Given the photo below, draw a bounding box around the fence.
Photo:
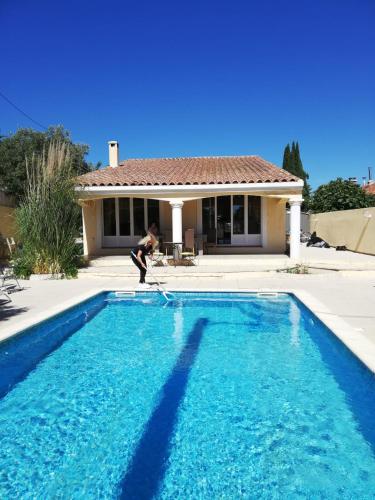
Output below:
[0,191,16,258]
[0,191,15,208]
[310,207,375,256]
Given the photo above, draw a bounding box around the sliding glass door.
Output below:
[132,199,145,236]
[102,198,159,247]
[202,197,216,243]
[119,198,130,236]
[217,196,231,244]
[201,195,262,246]
[232,195,245,235]
[103,199,116,237]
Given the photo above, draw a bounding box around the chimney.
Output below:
[108,140,119,167]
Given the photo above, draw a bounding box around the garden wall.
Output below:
[0,206,15,238]
[0,191,16,238]
[310,207,375,255]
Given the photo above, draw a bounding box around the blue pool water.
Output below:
[0,292,375,498]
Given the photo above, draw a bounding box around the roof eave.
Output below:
[76,181,303,200]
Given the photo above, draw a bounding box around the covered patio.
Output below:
[77,142,303,260]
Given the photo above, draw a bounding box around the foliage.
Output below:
[287,264,309,274]
[282,141,311,209]
[0,126,99,202]
[11,247,33,279]
[14,142,81,277]
[310,178,375,213]
[167,259,195,266]
[277,263,309,274]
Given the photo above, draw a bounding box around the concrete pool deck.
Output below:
[80,246,375,277]
[1,270,375,373]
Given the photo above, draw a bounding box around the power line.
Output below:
[0,89,48,131]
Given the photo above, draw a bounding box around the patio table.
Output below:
[164,242,183,260]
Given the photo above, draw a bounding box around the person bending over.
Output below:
[130,237,155,288]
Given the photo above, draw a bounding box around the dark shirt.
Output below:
[131,244,152,258]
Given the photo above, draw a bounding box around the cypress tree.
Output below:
[295,142,307,180]
[290,142,298,176]
[282,144,291,171]
[282,141,311,210]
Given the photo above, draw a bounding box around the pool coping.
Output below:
[1,286,375,374]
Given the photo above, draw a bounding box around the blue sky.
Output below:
[1,0,374,188]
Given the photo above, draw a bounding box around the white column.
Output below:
[81,201,96,259]
[82,206,88,258]
[170,201,184,257]
[289,199,302,260]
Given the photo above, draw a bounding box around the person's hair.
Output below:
[138,234,159,250]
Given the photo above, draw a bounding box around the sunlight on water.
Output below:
[0,292,374,498]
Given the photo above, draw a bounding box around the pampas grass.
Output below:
[15,142,81,277]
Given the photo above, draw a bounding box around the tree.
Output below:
[282,141,311,209]
[0,126,99,202]
[311,178,375,213]
[282,144,291,172]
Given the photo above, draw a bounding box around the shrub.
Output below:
[15,142,81,278]
[311,178,375,213]
[12,247,33,279]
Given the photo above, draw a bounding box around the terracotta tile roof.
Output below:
[77,156,300,187]
[364,183,375,194]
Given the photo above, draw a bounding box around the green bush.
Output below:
[311,178,375,213]
[15,142,81,278]
[12,247,33,279]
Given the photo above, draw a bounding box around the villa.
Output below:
[77,141,304,260]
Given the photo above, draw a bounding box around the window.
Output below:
[217,196,231,244]
[248,196,261,234]
[119,198,130,235]
[103,199,116,236]
[133,198,145,235]
[233,195,244,234]
[202,198,215,234]
[147,199,160,231]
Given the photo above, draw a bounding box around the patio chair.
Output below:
[181,229,197,264]
[6,237,17,256]
[151,250,165,266]
[0,285,12,303]
[0,264,22,291]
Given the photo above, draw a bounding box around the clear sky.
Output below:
[1,0,374,188]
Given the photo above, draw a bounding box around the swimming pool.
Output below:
[0,291,374,498]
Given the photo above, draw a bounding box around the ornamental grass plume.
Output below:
[15,141,81,277]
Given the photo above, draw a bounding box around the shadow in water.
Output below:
[119,317,209,500]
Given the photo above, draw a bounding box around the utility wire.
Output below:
[0,89,48,131]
